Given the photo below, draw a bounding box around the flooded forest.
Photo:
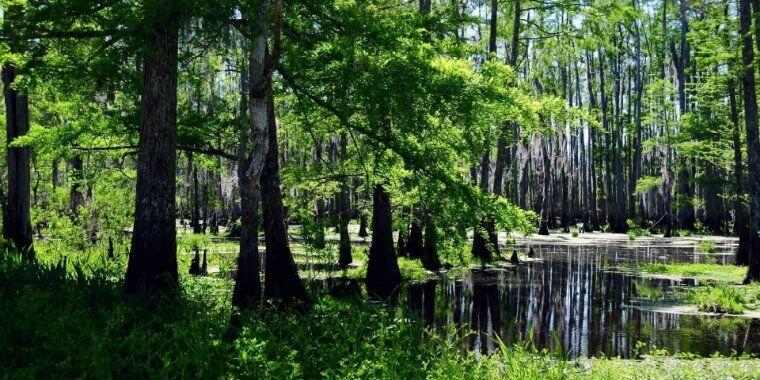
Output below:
[2,0,760,378]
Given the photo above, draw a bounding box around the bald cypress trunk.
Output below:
[125,7,180,295]
[366,106,401,299]
[743,0,760,282]
[729,78,749,265]
[261,86,309,304]
[610,37,627,233]
[407,216,423,260]
[2,4,32,255]
[69,155,85,218]
[538,141,551,236]
[337,133,352,268]
[233,5,272,307]
[675,0,695,231]
[2,61,33,255]
[421,217,440,271]
[366,183,402,299]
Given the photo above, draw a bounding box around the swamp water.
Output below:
[313,242,760,359]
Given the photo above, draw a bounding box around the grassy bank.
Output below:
[637,262,760,314]
[638,262,748,283]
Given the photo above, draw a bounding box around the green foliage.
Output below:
[634,176,662,195]
[689,286,746,314]
[634,283,664,299]
[697,241,717,254]
[637,263,748,284]
[178,233,212,252]
[626,220,650,240]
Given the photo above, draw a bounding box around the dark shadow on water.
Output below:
[401,244,760,358]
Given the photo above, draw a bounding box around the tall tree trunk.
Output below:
[366,104,401,299]
[743,0,760,282]
[125,7,180,295]
[728,77,749,265]
[611,38,627,233]
[421,216,440,270]
[232,151,262,308]
[2,4,32,255]
[675,0,695,230]
[407,213,424,259]
[631,3,643,221]
[69,155,85,218]
[2,60,33,254]
[262,85,309,304]
[337,133,352,268]
[233,4,273,307]
[538,141,551,235]
[191,155,202,233]
[313,138,326,249]
[231,38,261,309]
[585,52,600,230]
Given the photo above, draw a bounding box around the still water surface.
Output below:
[318,242,759,358]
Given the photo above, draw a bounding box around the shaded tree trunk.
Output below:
[728,77,749,265]
[674,0,695,230]
[407,215,424,260]
[337,133,352,268]
[125,9,180,295]
[261,86,309,304]
[3,64,33,255]
[538,141,551,235]
[233,5,272,307]
[366,183,402,299]
[191,154,202,233]
[744,0,760,282]
[421,217,440,271]
[69,155,85,218]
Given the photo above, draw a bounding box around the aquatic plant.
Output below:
[689,286,746,314]
[697,241,717,254]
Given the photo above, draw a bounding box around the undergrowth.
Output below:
[1,247,758,379]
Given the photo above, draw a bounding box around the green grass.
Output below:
[696,241,717,254]
[689,285,746,314]
[626,220,650,240]
[580,354,760,379]
[636,263,760,313]
[638,263,748,284]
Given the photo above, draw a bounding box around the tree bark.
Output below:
[2,61,33,255]
[191,155,202,233]
[538,141,551,235]
[366,183,402,299]
[125,8,180,295]
[421,216,440,270]
[743,0,760,282]
[231,36,262,309]
[407,215,424,259]
[262,85,309,304]
[674,0,695,230]
[337,133,352,268]
[728,77,750,265]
